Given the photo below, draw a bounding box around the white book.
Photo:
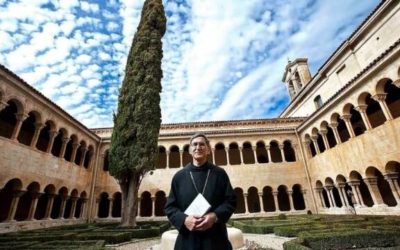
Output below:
[184,193,211,216]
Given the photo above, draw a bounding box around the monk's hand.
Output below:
[194,212,217,231]
[184,215,204,231]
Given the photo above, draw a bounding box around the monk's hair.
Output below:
[189,132,210,148]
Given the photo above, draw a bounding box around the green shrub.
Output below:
[0,241,40,249]
[278,214,287,220]
[283,238,311,250]
[28,240,105,249]
[76,232,131,244]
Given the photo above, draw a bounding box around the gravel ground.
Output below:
[110,233,294,250]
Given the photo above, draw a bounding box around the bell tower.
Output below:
[282,58,312,100]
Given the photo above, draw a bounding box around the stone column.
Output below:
[315,188,326,208]
[384,174,400,205]
[6,191,25,221]
[310,136,320,154]
[27,192,42,220]
[179,150,183,167]
[59,196,68,219]
[273,191,280,212]
[329,122,342,144]
[30,123,44,148]
[279,144,286,162]
[46,130,58,153]
[291,143,299,161]
[70,142,80,163]
[348,181,364,207]
[225,148,230,165]
[355,105,372,130]
[337,183,349,207]
[301,189,308,210]
[303,140,312,158]
[80,199,88,219]
[0,101,8,111]
[258,192,265,212]
[319,129,330,150]
[324,186,336,208]
[137,198,141,217]
[211,148,215,164]
[68,197,78,219]
[79,147,88,166]
[151,196,156,217]
[239,147,244,165]
[363,177,386,206]
[108,198,114,218]
[59,137,70,158]
[11,113,28,141]
[166,150,170,168]
[43,194,55,219]
[252,146,258,164]
[94,198,100,219]
[266,145,272,163]
[287,191,294,211]
[372,93,393,121]
[244,193,249,214]
[340,114,356,138]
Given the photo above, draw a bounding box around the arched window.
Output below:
[314,95,323,109]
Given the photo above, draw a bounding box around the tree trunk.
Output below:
[119,174,140,228]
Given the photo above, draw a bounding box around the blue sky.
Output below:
[0,0,377,128]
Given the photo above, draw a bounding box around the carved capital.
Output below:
[372,93,387,102]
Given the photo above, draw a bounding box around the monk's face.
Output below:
[189,136,210,163]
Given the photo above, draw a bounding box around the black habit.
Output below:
[165,162,236,250]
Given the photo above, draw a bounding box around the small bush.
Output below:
[278,214,287,220]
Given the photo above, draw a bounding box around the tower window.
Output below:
[314,95,323,109]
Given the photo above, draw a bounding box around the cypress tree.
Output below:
[109,0,166,227]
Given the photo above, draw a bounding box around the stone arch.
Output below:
[35,184,56,220]
[64,134,78,162]
[325,177,342,208]
[63,189,78,219]
[36,120,55,152]
[262,186,275,212]
[365,166,396,206]
[0,100,19,139]
[51,187,68,219]
[242,142,255,164]
[336,174,353,207]
[316,180,330,208]
[247,187,260,213]
[18,111,41,146]
[312,127,326,153]
[331,113,350,143]
[375,77,393,94]
[283,140,296,162]
[234,188,245,213]
[155,191,166,216]
[51,128,67,157]
[363,93,386,128]
[304,134,316,157]
[385,161,400,174]
[0,178,23,222]
[15,181,40,221]
[228,142,241,165]
[182,144,191,166]
[321,121,336,148]
[214,143,227,166]
[84,145,94,169]
[158,146,166,169]
[75,191,87,218]
[256,141,268,163]
[112,192,122,217]
[382,78,400,118]
[140,191,152,217]
[74,140,87,166]
[349,171,373,207]
[97,192,109,218]
[277,185,290,211]
[269,140,282,162]
[169,145,180,168]
[292,184,305,210]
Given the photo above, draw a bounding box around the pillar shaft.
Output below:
[329,122,342,144]
[252,146,258,163]
[287,191,294,211]
[46,131,58,153]
[355,105,372,130]
[266,146,272,163]
[108,198,114,218]
[341,115,356,138]
[372,94,393,121]
[244,193,249,214]
[11,113,28,141]
[30,123,44,148]
[27,193,42,220]
[319,130,330,150]
[364,178,385,206]
[273,191,280,211]
[258,192,265,212]
[279,145,286,162]
[6,191,24,221]
[239,147,244,165]
[43,195,55,219]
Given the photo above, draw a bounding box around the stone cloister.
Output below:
[1,0,400,233]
